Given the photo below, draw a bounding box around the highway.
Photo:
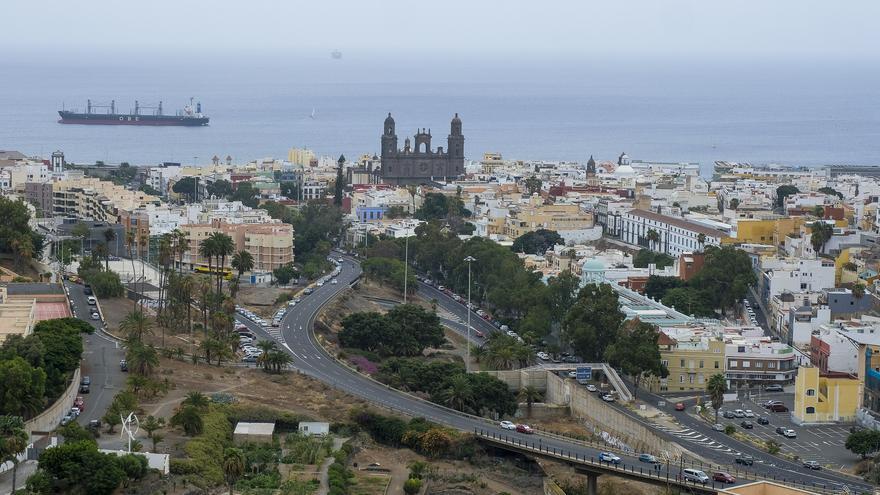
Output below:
[234,254,872,494]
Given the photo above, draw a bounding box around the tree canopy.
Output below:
[339,304,444,357]
[511,229,563,255]
[776,185,800,208]
[562,284,625,361]
[604,320,667,397]
[633,249,675,269]
[415,193,471,221]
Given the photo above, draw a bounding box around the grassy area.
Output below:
[350,472,391,495]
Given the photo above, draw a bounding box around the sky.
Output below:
[2,0,879,61]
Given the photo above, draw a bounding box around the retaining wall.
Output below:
[26,367,80,435]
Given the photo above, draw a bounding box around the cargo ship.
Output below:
[58,98,209,126]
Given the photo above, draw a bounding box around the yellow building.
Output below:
[52,177,161,223]
[728,217,805,246]
[648,330,726,393]
[287,147,316,167]
[503,195,593,239]
[480,152,504,174]
[179,220,294,273]
[792,366,860,424]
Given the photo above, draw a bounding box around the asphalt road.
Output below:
[233,255,872,494]
[65,282,126,427]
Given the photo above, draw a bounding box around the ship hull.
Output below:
[58,111,209,126]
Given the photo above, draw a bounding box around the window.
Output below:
[767,362,776,369]
[679,375,684,383]
[807,389,816,396]
[729,360,738,368]
[806,406,815,414]
[689,375,694,384]
[661,360,669,367]
[742,361,750,368]
[714,361,720,369]
[755,361,763,368]
[680,359,685,368]
[699,360,704,368]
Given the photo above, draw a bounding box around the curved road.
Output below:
[234,255,871,494]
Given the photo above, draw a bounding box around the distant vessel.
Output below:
[310,108,316,119]
[331,50,342,59]
[58,98,209,126]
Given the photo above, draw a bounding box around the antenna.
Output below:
[120,412,140,452]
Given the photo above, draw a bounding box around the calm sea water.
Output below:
[1,53,879,174]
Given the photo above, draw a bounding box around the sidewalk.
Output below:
[0,460,37,495]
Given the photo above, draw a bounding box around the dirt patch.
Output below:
[99,296,136,335]
[237,285,303,316]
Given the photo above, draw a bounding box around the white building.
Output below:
[760,258,836,299]
[619,209,728,257]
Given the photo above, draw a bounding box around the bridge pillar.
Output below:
[586,473,598,495]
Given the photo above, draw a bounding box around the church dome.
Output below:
[451,112,461,124]
[385,112,395,125]
[614,164,635,177]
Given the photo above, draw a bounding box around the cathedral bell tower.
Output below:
[447,113,464,159]
[381,113,398,157]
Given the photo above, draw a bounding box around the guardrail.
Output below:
[474,429,842,495]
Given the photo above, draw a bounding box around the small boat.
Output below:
[309,108,316,119]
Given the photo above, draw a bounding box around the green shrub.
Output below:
[403,478,422,495]
[724,425,736,435]
[182,409,232,485]
[169,458,200,475]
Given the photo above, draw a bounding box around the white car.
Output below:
[744,410,755,418]
[536,352,550,360]
[601,394,616,403]
[90,312,100,320]
[783,429,797,438]
[331,279,338,285]
[567,370,577,378]
[586,384,598,392]
[712,423,725,431]
[500,420,516,430]
[598,452,621,464]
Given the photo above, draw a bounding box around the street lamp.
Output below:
[464,255,476,373]
[403,235,410,304]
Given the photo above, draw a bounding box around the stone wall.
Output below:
[26,367,80,435]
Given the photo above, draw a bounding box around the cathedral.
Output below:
[379,113,465,185]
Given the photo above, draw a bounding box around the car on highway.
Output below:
[740,420,754,429]
[674,402,685,411]
[586,384,598,392]
[769,403,789,413]
[500,420,516,430]
[757,416,769,425]
[783,429,797,438]
[515,424,534,434]
[567,370,577,378]
[681,469,709,484]
[765,384,784,392]
[598,452,621,464]
[601,394,615,403]
[735,454,754,466]
[536,352,550,361]
[713,472,736,484]
[712,423,725,431]
[803,460,821,470]
[638,453,659,464]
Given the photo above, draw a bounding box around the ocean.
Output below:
[1,53,879,175]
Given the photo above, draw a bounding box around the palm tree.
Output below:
[222,448,246,495]
[518,386,543,418]
[843,261,858,272]
[729,198,740,210]
[198,235,217,286]
[853,283,866,300]
[209,233,235,295]
[438,374,473,413]
[646,228,660,251]
[256,340,278,372]
[93,242,108,272]
[141,415,163,449]
[173,229,190,274]
[195,276,213,330]
[267,350,293,373]
[103,228,117,270]
[707,373,727,423]
[125,229,137,286]
[171,405,203,436]
[126,374,149,395]
[231,250,254,283]
[127,343,159,377]
[182,391,210,410]
[0,415,28,493]
[697,233,706,252]
[120,310,153,343]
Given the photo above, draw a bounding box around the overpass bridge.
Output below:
[474,429,843,495]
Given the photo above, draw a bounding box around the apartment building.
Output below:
[792,367,859,425]
[619,209,728,257]
[759,258,836,302]
[725,339,799,388]
[809,327,860,374]
[53,177,161,224]
[179,219,293,273]
[648,327,726,393]
[503,195,593,239]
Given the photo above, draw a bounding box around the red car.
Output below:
[674,402,686,411]
[515,424,534,434]
[713,472,736,484]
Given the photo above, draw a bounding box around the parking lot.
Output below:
[719,393,856,467]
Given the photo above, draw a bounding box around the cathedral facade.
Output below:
[380,113,465,185]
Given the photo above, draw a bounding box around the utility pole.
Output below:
[464,255,476,373]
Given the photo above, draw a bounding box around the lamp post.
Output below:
[464,255,476,373]
[403,235,409,304]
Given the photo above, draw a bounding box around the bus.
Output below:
[193,266,234,280]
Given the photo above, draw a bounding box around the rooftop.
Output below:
[626,209,729,238]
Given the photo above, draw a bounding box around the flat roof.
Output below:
[233,422,275,436]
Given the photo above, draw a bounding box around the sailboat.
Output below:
[309,108,316,120]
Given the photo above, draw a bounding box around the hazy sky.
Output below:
[3,0,878,60]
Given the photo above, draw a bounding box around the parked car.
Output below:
[60,414,73,426]
[74,396,84,408]
[638,453,659,464]
[516,424,534,434]
[722,410,736,419]
[500,420,516,430]
[775,426,787,435]
[741,421,754,429]
[713,472,736,484]
[681,469,709,484]
[744,409,755,418]
[119,359,128,372]
[90,312,100,320]
[674,402,685,411]
[87,296,97,305]
[783,429,797,438]
[757,417,769,425]
[763,400,783,408]
[87,419,101,430]
[83,285,93,296]
[734,409,746,418]
[769,403,789,413]
[598,452,621,464]
[735,454,754,466]
[70,407,81,417]
[803,460,821,470]
[712,423,725,431]
[537,352,550,361]
[765,384,784,392]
